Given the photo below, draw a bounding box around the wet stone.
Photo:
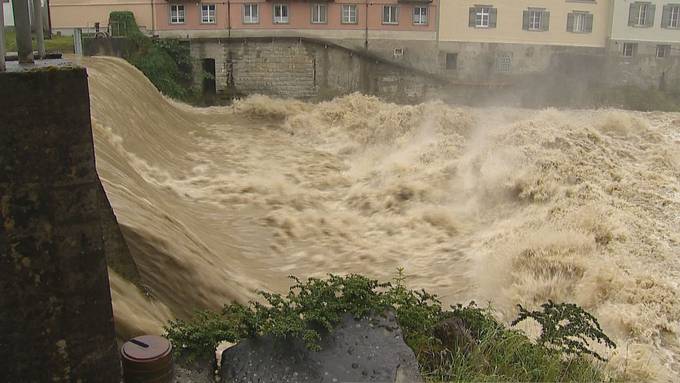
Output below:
[220,313,422,383]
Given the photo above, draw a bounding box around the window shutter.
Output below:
[647,4,656,27]
[490,8,497,28]
[662,5,671,28]
[629,3,639,26]
[542,11,550,31]
[585,13,594,32]
[567,13,574,32]
[522,10,529,30]
[469,7,476,27]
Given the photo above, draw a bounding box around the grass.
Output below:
[164,270,617,382]
[3,27,74,53]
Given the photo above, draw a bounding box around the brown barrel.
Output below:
[121,335,174,383]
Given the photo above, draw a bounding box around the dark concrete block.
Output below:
[0,63,121,382]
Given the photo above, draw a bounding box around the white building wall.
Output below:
[611,0,680,43]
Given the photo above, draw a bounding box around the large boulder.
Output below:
[220,312,422,383]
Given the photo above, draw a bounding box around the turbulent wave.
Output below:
[84,57,680,380]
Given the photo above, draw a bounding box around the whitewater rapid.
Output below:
[84,57,679,381]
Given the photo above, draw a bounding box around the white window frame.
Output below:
[476,7,490,28]
[413,6,428,25]
[636,3,648,26]
[383,5,399,25]
[656,45,670,58]
[201,4,216,24]
[623,43,636,57]
[342,4,357,24]
[170,4,185,24]
[670,6,680,28]
[311,3,327,24]
[528,9,542,30]
[273,3,289,24]
[573,12,587,32]
[243,3,259,24]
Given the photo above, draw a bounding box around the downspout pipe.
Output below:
[32,0,45,58]
[364,0,368,50]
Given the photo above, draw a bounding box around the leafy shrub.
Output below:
[164,270,615,381]
[106,12,196,101]
[512,300,616,361]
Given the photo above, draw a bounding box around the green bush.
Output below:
[164,270,616,381]
[106,12,195,101]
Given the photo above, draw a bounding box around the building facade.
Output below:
[607,0,680,88]
[610,0,680,56]
[49,0,154,33]
[437,0,611,81]
[154,0,439,71]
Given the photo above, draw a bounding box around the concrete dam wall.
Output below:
[0,63,123,381]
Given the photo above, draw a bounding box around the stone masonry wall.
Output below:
[190,37,446,103]
[0,63,121,382]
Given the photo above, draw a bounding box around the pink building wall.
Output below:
[153,0,438,34]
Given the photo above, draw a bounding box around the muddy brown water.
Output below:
[84,57,680,381]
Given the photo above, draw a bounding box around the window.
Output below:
[622,43,637,57]
[311,4,327,24]
[672,6,680,27]
[568,12,593,33]
[383,5,399,24]
[273,4,289,24]
[523,9,549,31]
[496,53,511,73]
[413,6,428,25]
[445,53,458,70]
[662,5,680,28]
[469,6,497,28]
[656,45,671,58]
[201,4,216,24]
[243,4,259,24]
[342,4,357,24]
[170,4,185,24]
[477,7,490,27]
[629,2,655,27]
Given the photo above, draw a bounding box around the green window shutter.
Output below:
[662,5,671,28]
[647,4,656,27]
[542,11,550,31]
[522,10,529,30]
[629,3,639,26]
[490,7,497,28]
[585,13,594,32]
[567,12,575,32]
[469,7,476,27]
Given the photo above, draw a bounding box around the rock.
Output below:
[175,356,217,383]
[220,312,422,383]
[433,317,477,354]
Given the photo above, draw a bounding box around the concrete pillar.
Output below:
[12,0,34,63]
[31,0,45,58]
[73,28,83,55]
[0,2,6,71]
[0,64,121,382]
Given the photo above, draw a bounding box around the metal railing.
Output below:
[1,0,48,70]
